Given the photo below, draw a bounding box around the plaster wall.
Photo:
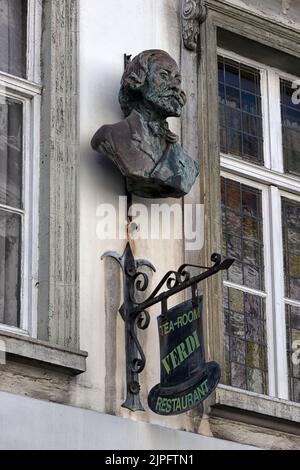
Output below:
[78,0,196,432]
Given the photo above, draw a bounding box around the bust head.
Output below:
[119,50,186,119]
[91,49,199,199]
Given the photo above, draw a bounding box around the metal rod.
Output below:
[130,261,229,318]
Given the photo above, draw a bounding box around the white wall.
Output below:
[78,0,196,433]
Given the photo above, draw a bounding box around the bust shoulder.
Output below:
[91,111,155,176]
[91,118,132,152]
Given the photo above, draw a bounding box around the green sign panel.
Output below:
[148,297,220,415]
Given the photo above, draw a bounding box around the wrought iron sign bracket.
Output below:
[102,243,234,412]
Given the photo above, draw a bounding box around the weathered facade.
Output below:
[0,0,299,450]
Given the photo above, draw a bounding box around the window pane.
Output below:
[282,198,300,301]
[0,209,21,327]
[286,305,300,403]
[0,0,27,78]
[218,56,263,165]
[280,79,300,176]
[221,177,264,290]
[224,287,268,394]
[0,96,23,208]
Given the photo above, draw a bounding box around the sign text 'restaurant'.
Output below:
[155,378,209,414]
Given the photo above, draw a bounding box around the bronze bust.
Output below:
[91,50,199,198]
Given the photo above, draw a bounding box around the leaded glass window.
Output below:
[282,198,300,302]
[224,287,268,394]
[222,177,268,394]
[0,0,27,78]
[218,57,263,165]
[282,199,300,403]
[286,305,300,403]
[219,51,300,404]
[0,97,23,209]
[0,210,21,326]
[0,96,23,327]
[221,178,264,291]
[280,80,300,176]
[0,1,27,330]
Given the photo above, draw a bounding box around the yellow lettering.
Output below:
[188,310,194,322]
[192,330,200,348]
[162,330,200,374]
[175,398,181,412]
[156,397,163,411]
[187,393,194,408]
[170,350,179,369]
[193,388,200,402]
[201,379,209,393]
[185,334,196,355]
[177,342,188,363]
[162,356,171,374]
[196,379,209,399]
[193,307,200,320]
[181,395,188,410]
[162,398,169,412]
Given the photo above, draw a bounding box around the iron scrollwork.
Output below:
[102,242,234,412]
[102,243,155,411]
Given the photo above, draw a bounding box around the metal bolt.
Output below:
[129,381,140,394]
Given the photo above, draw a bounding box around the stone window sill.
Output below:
[0,330,87,375]
[212,385,300,434]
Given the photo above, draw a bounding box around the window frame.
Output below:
[180,0,300,436]
[0,0,42,337]
[221,170,275,396]
[218,48,270,168]
[0,0,85,374]
[218,47,300,401]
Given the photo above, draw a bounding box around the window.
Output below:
[0,1,41,335]
[0,0,27,78]
[218,56,263,165]
[218,49,300,403]
[281,80,300,176]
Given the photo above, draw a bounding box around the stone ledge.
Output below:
[0,330,87,375]
[214,385,300,425]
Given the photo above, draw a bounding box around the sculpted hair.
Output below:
[119,49,174,117]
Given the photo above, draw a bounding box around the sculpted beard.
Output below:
[143,88,186,118]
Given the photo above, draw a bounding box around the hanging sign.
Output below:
[148,296,220,415]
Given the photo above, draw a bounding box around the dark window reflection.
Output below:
[0,0,27,78]
[0,97,23,208]
[281,79,300,176]
[218,56,263,165]
[282,198,300,301]
[286,305,300,403]
[0,209,21,327]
